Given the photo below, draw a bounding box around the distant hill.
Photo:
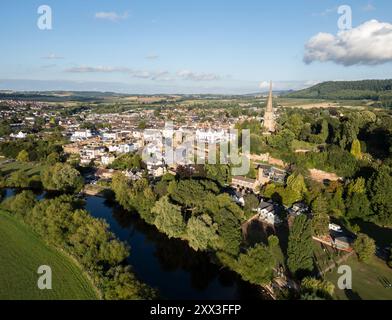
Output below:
[284,80,392,108]
[0,90,127,102]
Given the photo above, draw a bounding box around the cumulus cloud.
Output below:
[304,19,392,66]
[177,70,221,81]
[95,11,128,22]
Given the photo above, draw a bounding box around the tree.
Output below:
[311,195,330,236]
[153,174,175,198]
[110,153,144,170]
[301,277,334,300]
[350,139,362,159]
[186,214,219,252]
[353,233,375,263]
[347,177,366,196]
[16,150,29,162]
[7,170,29,188]
[46,152,60,165]
[168,179,219,209]
[281,173,308,207]
[244,193,259,217]
[203,194,243,256]
[368,166,392,226]
[205,164,231,187]
[346,193,372,220]
[268,235,284,267]
[151,196,185,239]
[329,186,346,217]
[287,214,314,277]
[41,163,83,193]
[3,190,37,219]
[236,244,275,285]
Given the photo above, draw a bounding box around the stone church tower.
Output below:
[263,81,276,134]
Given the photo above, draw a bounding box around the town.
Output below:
[1,0,392,306]
[1,79,391,301]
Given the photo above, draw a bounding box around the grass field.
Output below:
[0,211,98,300]
[0,161,47,177]
[324,255,392,300]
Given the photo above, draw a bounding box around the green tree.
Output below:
[268,235,284,267]
[204,194,243,256]
[350,139,362,159]
[7,170,29,188]
[353,233,376,263]
[186,214,219,251]
[287,214,314,277]
[301,277,334,300]
[151,196,185,239]
[244,193,259,218]
[236,244,275,285]
[346,193,372,220]
[311,195,330,236]
[368,166,392,226]
[46,151,60,165]
[16,150,29,162]
[329,186,346,217]
[3,190,37,219]
[41,163,83,193]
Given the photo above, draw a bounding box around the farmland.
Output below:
[0,210,98,300]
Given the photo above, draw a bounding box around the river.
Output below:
[2,188,265,300]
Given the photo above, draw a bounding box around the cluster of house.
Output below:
[64,125,245,177]
[231,188,354,251]
[231,164,287,194]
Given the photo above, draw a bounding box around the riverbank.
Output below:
[2,188,266,300]
[0,210,98,300]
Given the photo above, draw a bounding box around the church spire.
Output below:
[263,81,276,133]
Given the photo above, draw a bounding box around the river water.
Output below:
[3,189,265,300]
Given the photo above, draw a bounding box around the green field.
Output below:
[325,255,392,300]
[0,211,98,300]
[0,161,47,177]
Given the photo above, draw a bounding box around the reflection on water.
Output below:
[3,189,265,300]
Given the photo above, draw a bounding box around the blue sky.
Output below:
[0,0,392,93]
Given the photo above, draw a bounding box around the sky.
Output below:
[0,0,392,94]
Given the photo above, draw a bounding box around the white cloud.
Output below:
[177,70,221,81]
[304,20,392,66]
[42,53,64,60]
[65,66,223,82]
[95,11,128,22]
[65,66,171,81]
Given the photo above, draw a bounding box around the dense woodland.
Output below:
[285,80,392,108]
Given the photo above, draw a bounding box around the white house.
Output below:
[257,200,282,225]
[10,131,27,139]
[101,154,116,166]
[195,129,228,144]
[71,130,93,141]
[101,132,118,140]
